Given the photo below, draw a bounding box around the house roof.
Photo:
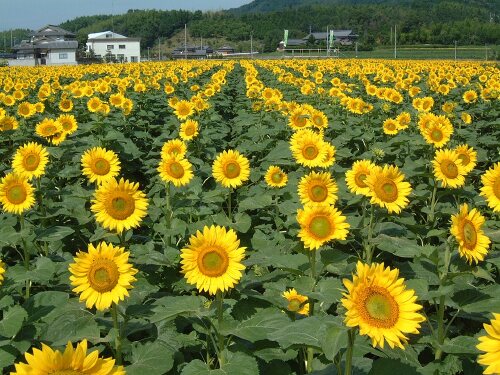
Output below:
[302,30,356,40]
[13,40,77,51]
[286,39,305,46]
[33,25,75,37]
[88,31,128,39]
[87,38,141,42]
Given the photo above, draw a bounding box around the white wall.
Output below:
[87,40,141,62]
[47,49,77,65]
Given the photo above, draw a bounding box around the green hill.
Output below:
[56,0,499,53]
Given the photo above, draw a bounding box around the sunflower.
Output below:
[453,144,477,173]
[0,115,19,131]
[480,162,500,212]
[180,225,246,295]
[346,160,377,197]
[91,178,148,233]
[477,313,500,374]
[57,114,78,135]
[421,117,454,148]
[161,139,187,158]
[283,288,309,316]
[212,149,250,189]
[35,118,62,139]
[298,171,338,206]
[17,101,35,118]
[383,118,399,135]
[0,173,35,215]
[290,129,328,168]
[310,110,328,130]
[463,90,478,104]
[264,165,288,188]
[179,119,199,141]
[87,97,102,113]
[288,107,311,130]
[69,241,138,311]
[365,165,412,214]
[296,205,350,250]
[81,147,121,185]
[12,142,49,180]
[50,129,67,146]
[158,155,194,187]
[58,97,74,112]
[0,259,5,286]
[174,100,194,120]
[450,203,491,264]
[461,112,472,125]
[11,339,125,375]
[432,149,467,188]
[318,142,336,168]
[341,261,425,349]
[396,112,411,130]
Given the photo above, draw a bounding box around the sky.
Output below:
[0,0,252,31]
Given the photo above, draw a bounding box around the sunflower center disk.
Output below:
[199,249,229,277]
[88,259,119,293]
[169,162,185,178]
[271,172,283,183]
[375,180,398,203]
[462,220,478,248]
[185,125,195,136]
[441,160,458,178]
[7,185,27,204]
[310,184,328,202]
[431,129,443,141]
[224,162,241,179]
[355,173,368,188]
[24,154,40,171]
[93,158,111,175]
[362,288,399,328]
[108,194,135,220]
[288,298,303,312]
[493,177,500,199]
[303,145,319,160]
[457,154,470,166]
[309,216,331,239]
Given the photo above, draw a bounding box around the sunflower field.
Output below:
[0,59,499,375]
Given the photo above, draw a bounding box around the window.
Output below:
[119,45,126,49]
[59,53,68,59]
[107,45,114,50]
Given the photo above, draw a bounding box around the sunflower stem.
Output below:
[165,182,172,247]
[428,178,438,223]
[111,302,123,365]
[365,205,375,264]
[435,239,451,360]
[344,329,355,375]
[19,214,30,299]
[306,251,317,373]
[216,291,225,367]
[227,189,232,222]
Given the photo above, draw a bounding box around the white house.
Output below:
[86,31,141,63]
[11,25,78,66]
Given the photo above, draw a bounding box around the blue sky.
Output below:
[0,0,252,30]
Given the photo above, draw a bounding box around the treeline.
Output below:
[50,0,500,52]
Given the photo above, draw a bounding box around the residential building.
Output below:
[11,25,78,66]
[86,31,141,62]
[278,30,358,49]
[172,45,213,59]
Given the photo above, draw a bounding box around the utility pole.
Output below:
[326,25,329,57]
[10,29,13,47]
[454,40,457,61]
[390,26,392,45]
[485,44,488,61]
[111,0,115,33]
[250,31,253,58]
[158,37,161,61]
[147,47,150,61]
[355,41,358,58]
[394,24,397,59]
[184,24,187,60]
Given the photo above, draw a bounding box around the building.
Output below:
[278,30,358,49]
[215,46,235,55]
[11,25,78,66]
[86,31,141,62]
[172,45,213,59]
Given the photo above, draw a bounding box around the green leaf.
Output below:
[0,305,27,337]
[321,325,348,361]
[126,341,175,375]
[270,316,330,349]
[223,308,290,342]
[151,296,208,323]
[369,358,419,375]
[373,234,425,258]
[442,336,479,354]
[36,226,75,242]
[181,352,259,375]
